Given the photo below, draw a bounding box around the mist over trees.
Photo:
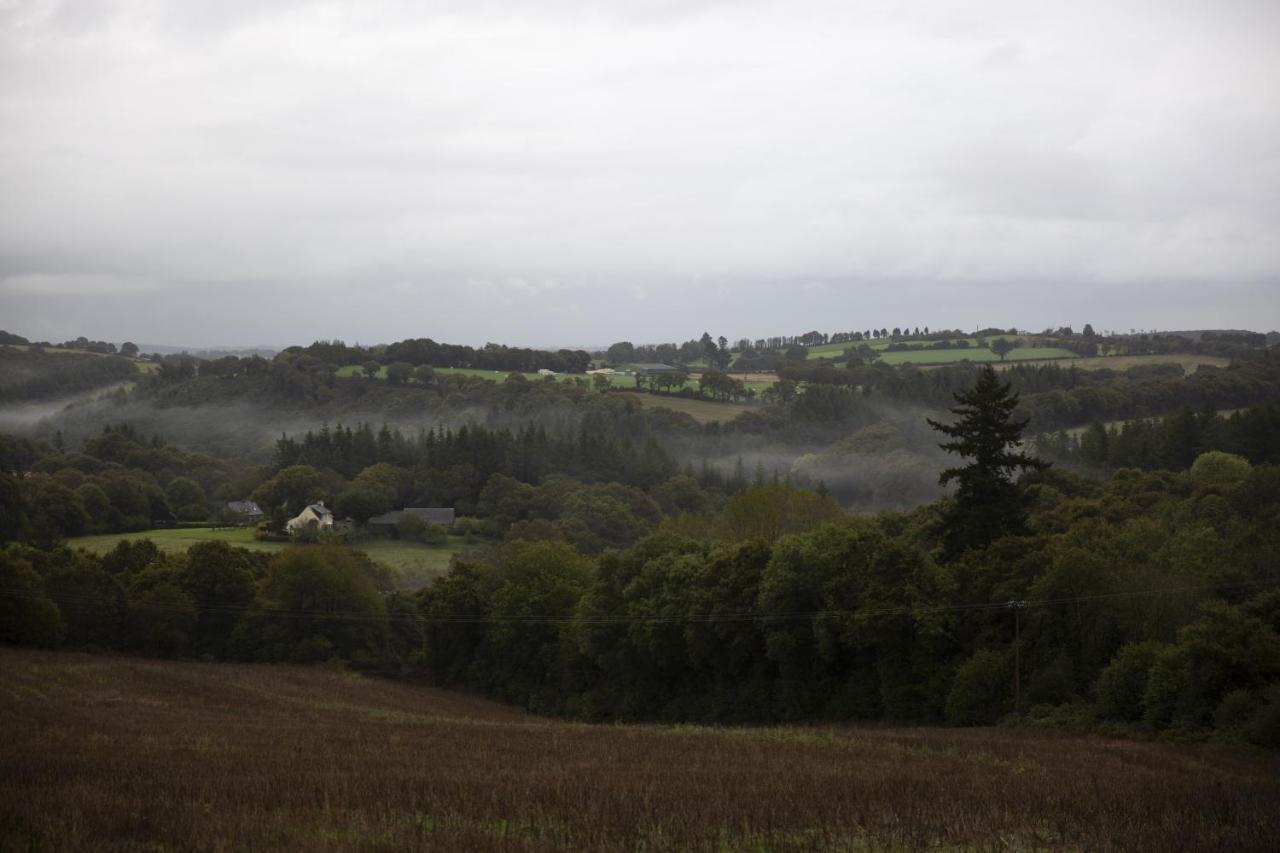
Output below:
[2,326,1279,745]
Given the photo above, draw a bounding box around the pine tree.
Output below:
[927,365,1048,560]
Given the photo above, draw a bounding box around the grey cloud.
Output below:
[1,0,1278,345]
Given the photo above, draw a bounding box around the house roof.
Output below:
[307,503,332,517]
[226,500,263,515]
[369,507,456,526]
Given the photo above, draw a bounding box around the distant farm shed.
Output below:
[224,500,263,521]
[369,507,456,529]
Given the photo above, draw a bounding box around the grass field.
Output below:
[879,346,1076,365]
[2,650,1276,852]
[1003,353,1232,374]
[336,365,589,384]
[620,392,755,423]
[804,335,1012,358]
[803,337,1080,366]
[67,527,465,588]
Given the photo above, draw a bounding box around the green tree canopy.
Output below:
[927,365,1048,560]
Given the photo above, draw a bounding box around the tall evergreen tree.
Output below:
[927,365,1048,560]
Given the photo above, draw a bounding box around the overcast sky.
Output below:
[1,0,1277,348]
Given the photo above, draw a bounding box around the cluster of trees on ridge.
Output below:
[0,346,139,403]
[1034,401,1280,473]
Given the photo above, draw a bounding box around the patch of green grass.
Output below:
[68,528,466,589]
[71,527,285,555]
[1002,353,1230,375]
[356,539,464,586]
[620,393,754,423]
[805,336,1031,360]
[335,364,385,378]
[882,346,1077,365]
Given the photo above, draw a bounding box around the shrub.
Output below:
[1189,451,1250,485]
[945,649,1011,725]
[1245,685,1280,748]
[396,513,447,546]
[1213,689,1257,734]
[1095,641,1165,722]
[0,552,63,645]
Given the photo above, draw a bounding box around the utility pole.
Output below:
[1007,600,1027,714]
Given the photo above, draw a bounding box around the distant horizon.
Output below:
[6,321,1275,357]
[2,2,1277,349]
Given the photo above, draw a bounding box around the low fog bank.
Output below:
[4,389,499,464]
[6,384,956,514]
[0,382,136,434]
[684,405,951,512]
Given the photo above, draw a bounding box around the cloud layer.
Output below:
[2,0,1278,345]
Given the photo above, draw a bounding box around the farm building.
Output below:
[223,500,264,522]
[286,502,333,533]
[368,507,456,529]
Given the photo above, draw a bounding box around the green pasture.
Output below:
[1003,353,1231,375]
[882,346,1077,365]
[620,393,755,424]
[335,364,386,378]
[68,527,466,589]
[803,336,972,358]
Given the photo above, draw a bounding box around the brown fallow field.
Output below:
[2,649,1277,851]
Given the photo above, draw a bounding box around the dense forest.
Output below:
[2,330,1279,748]
[4,447,1278,745]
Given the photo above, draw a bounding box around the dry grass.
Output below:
[2,649,1277,852]
[620,392,756,424]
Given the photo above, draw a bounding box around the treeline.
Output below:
[0,413,716,548]
[4,465,1278,745]
[139,346,602,407]
[0,331,135,355]
[772,350,1280,431]
[416,463,1280,745]
[0,540,422,667]
[264,417,678,520]
[0,347,138,403]
[293,338,592,374]
[0,426,252,540]
[1114,330,1268,361]
[1035,402,1280,471]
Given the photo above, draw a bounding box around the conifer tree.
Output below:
[927,365,1048,560]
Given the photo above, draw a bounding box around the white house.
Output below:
[286,502,333,534]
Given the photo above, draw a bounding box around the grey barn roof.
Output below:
[631,362,679,373]
[369,507,456,526]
